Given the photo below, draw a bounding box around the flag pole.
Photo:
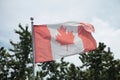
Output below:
[30,17,35,80]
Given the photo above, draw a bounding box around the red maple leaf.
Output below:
[56,25,74,51]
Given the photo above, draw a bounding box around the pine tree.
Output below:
[9,24,32,80]
[79,42,120,80]
[0,47,11,80]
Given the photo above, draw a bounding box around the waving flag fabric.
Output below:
[33,22,97,63]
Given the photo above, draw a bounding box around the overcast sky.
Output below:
[0,0,120,65]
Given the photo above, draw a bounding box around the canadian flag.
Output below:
[33,22,97,63]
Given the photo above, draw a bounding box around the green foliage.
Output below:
[8,24,32,80]
[79,42,120,80]
[0,47,10,80]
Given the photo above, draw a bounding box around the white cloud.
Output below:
[91,17,120,59]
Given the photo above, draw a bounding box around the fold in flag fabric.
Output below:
[33,22,97,63]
